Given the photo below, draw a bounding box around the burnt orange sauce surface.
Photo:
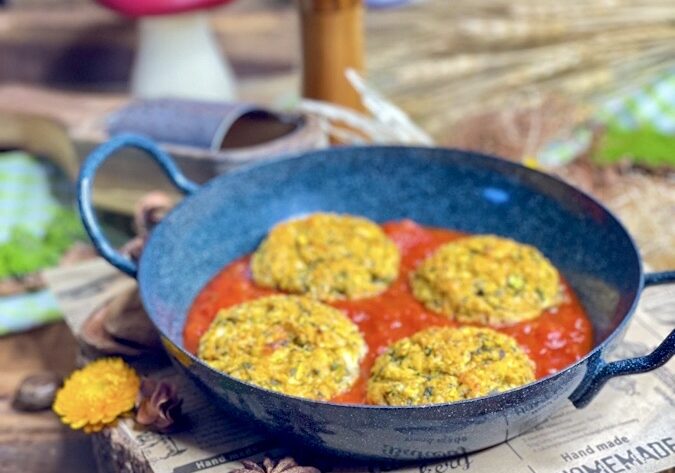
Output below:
[184,220,593,404]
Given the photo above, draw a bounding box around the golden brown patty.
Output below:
[367,326,535,406]
[251,213,400,301]
[198,295,366,400]
[410,235,561,325]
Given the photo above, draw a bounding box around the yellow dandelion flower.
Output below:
[522,156,540,170]
[53,358,140,432]
[83,422,108,434]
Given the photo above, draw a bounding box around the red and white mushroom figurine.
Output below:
[98,0,237,100]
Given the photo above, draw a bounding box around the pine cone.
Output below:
[232,457,320,473]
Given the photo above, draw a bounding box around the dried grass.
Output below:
[301,0,675,265]
[554,158,675,271]
[365,0,675,139]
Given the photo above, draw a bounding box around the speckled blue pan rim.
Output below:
[137,145,645,411]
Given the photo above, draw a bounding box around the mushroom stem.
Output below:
[132,11,236,101]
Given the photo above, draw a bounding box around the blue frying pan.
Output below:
[78,134,674,461]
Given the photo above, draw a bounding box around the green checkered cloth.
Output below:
[599,70,675,135]
[539,70,675,166]
[0,152,57,242]
[0,152,63,335]
[0,292,62,336]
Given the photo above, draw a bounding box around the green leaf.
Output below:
[0,207,85,279]
[594,125,675,168]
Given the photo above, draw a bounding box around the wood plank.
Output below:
[0,322,97,473]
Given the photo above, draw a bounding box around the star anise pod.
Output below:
[135,377,183,433]
[232,457,320,473]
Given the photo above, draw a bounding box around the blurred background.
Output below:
[0,0,673,471]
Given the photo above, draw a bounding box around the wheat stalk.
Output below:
[363,0,674,139]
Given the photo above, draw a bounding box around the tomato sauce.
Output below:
[183,220,593,404]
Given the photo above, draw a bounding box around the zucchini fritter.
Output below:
[198,295,366,400]
[251,213,400,301]
[367,326,535,406]
[411,235,561,325]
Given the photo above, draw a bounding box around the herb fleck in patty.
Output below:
[251,213,400,301]
[367,326,535,406]
[411,235,561,325]
[198,295,366,400]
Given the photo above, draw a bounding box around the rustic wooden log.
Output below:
[92,425,153,473]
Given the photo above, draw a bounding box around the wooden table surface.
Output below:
[1,2,673,473]
[0,322,97,472]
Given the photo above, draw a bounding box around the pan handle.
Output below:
[570,330,674,408]
[77,133,199,278]
[569,270,675,408]
[644,270,675,286]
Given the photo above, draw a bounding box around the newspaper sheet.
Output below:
[44,259,675,473]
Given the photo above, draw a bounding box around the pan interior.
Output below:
[139,147,641,357]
